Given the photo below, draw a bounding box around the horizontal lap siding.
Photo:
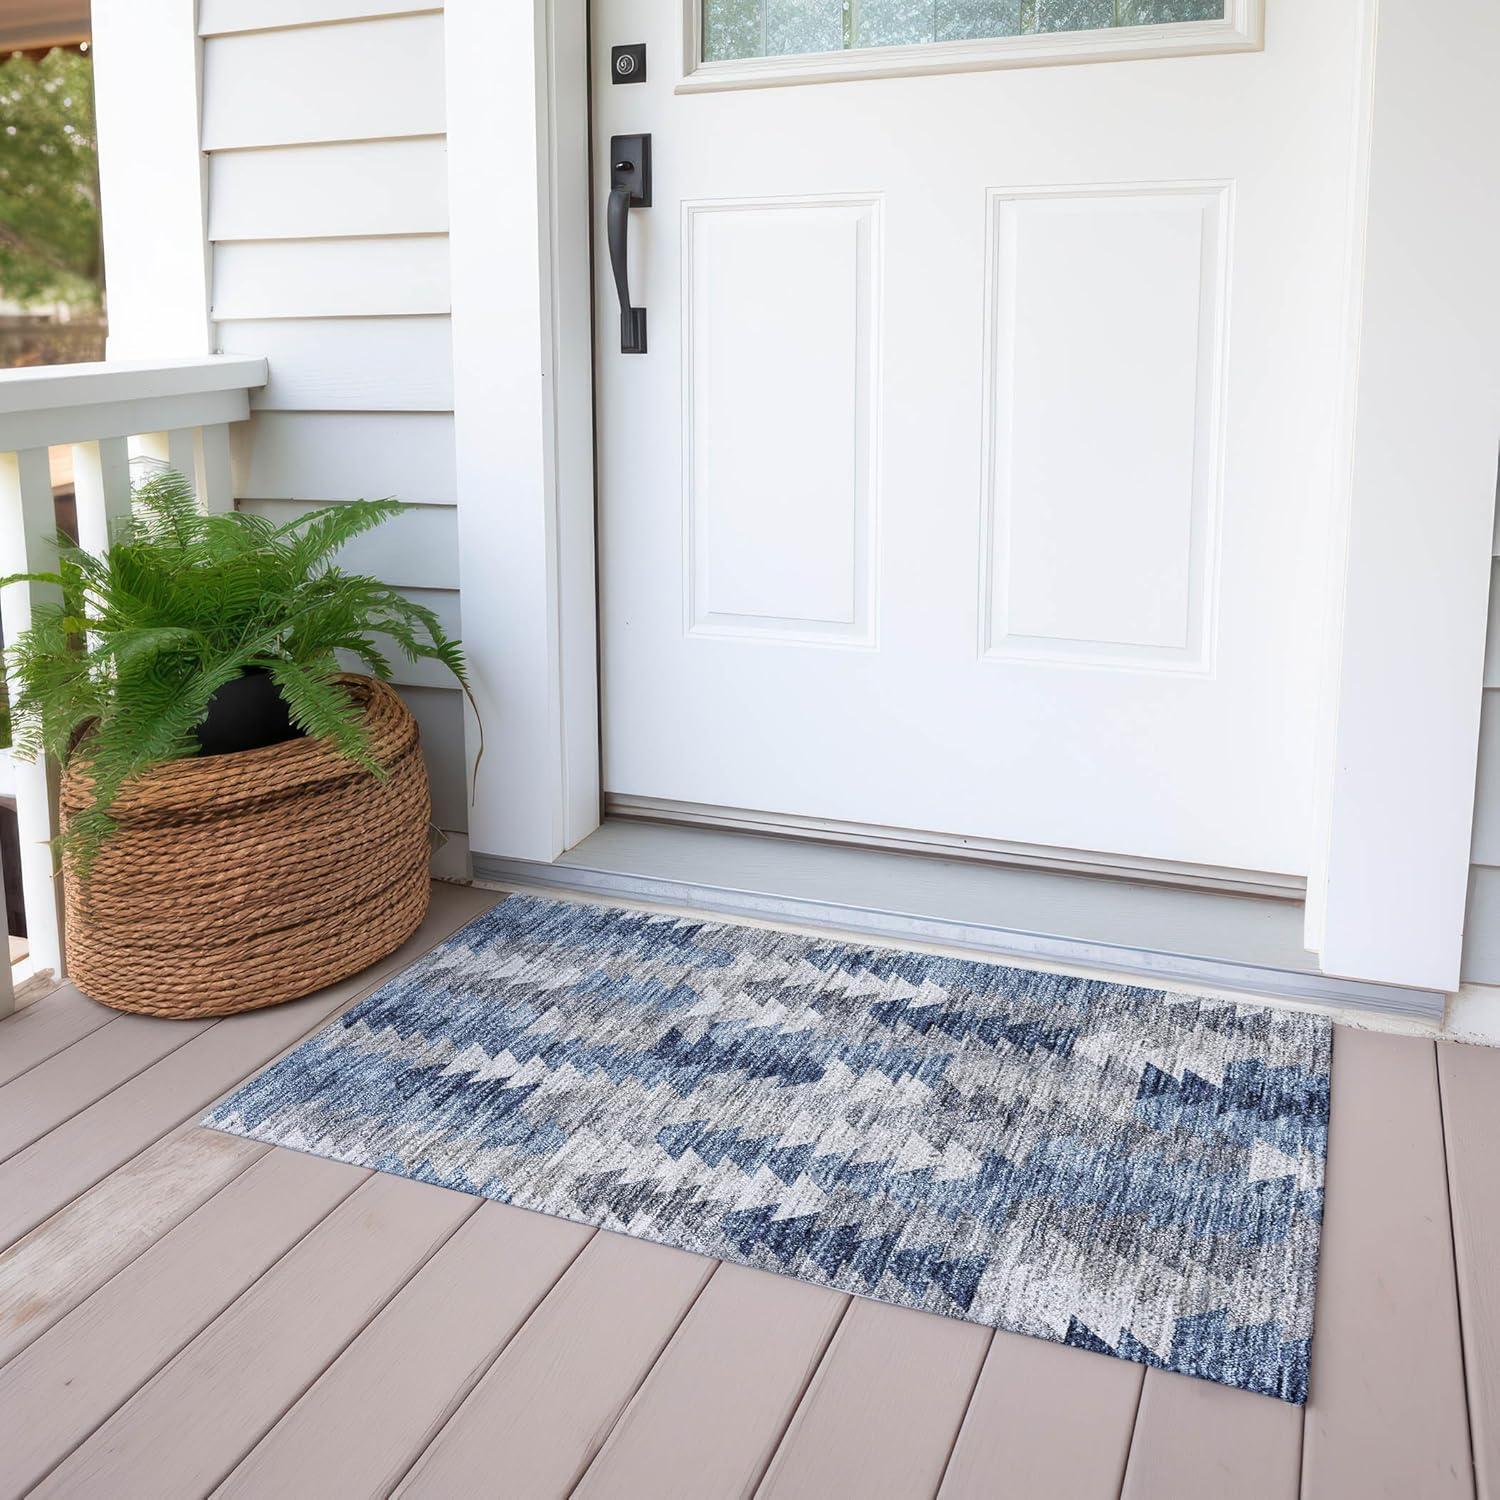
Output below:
[211,239,451,320]
[201,15,445,150]
[236,414,456,506]
[217,319,454,412]
[207,140,449,241]
[203,7,467,845]
[1464,554,1500,982]
[401,686,469,832]
[1472,693,1500,866]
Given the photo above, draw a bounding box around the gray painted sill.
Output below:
[472,819,1442,1020]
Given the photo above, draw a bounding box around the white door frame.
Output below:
[446,0,601,863]
[1302,0,1500,991]
[446,0,1500,993]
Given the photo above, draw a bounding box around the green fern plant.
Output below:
[0,468,471,873]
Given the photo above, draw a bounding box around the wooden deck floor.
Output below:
[0,882,1494,1499]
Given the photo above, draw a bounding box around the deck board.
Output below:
[396,1230,715,1497]
[1300,1028,1473,1499]
[0,1126,269,1366]
[1438,1037,1500,1496]
[0,883,497,1250]
[32,1172,477,1498]
[756,1297,992,1500]
[0,1010,319,1249]
[0,982,114,1088]
[0,891,1488,1499]
[0,1011,214,1163]
[219,1201,593,1498]
[0,1149,362,1496]
[939,1333,1143,1498]
[1121,1369,1302,1499]
[575,1262,848,1500]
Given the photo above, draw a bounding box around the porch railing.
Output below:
[0,355,268,1009]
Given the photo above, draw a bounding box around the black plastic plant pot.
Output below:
[194,668,305,757]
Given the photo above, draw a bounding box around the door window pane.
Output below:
[703,0,1225,61]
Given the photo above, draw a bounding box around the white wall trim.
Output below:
[445,0,600,863]
[1308,0,1500,990]
[92,0,213,360]
[1302,0,1379,963]
[677,1,1262,93]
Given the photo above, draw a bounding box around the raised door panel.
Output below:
[982,185,1228,672]
[684,198,880,645]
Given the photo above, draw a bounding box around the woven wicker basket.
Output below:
[61,675,432,1019]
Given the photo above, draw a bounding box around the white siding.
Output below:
[1486,557,1500,689]
[201,14,445,150]
[401,685,469,831]
[207,139,449,241]
[237,413,456,506]
[204,5,467,851]
[1465,553,1500,982]
[218,318,454,411]
[1472,693,1500,867]
[212,238,451,320]
[1465,867,1500,982]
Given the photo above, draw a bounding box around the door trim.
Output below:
[450,0,1500,991]
[677,1,1264,95]
[1304,0,1500,990]
[445,0,601,862]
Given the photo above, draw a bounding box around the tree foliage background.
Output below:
[0,48,102,310]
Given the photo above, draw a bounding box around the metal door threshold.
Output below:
[472,820,1443,1020]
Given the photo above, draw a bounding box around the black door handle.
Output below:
[608,187,645,355]
[609,134,651,354]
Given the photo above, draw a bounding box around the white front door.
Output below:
[592,2,1365,879]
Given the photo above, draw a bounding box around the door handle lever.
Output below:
[608,187,645,355]
[608,134,651,355]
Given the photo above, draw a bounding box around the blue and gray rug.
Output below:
[205,894,1330,1402]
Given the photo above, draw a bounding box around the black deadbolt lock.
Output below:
[611,44,647,83]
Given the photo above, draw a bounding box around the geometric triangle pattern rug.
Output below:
[205,894,1331,1403]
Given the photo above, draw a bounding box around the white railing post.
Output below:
[136,425,234,512]
[136,428,200,494]
[0,448,66,982]
[164,428,198,489]
[70,435,133,556]
[0,356,269,987]
[195,423,235,514]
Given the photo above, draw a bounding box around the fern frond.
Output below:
[262,656,380,774]
[2,467,471,874]
[279,499,405,576]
